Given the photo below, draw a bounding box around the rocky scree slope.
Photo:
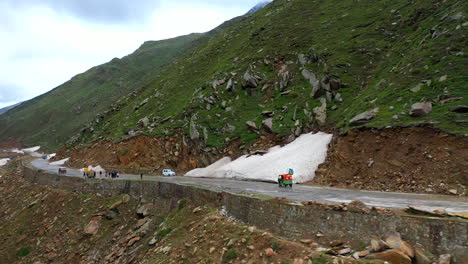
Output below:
[74,0,467,154]
[0,33,204,151]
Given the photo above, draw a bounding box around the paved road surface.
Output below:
[31,158,468,213]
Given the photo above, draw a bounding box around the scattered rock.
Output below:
[313,97,327,124]
[190,120,200,140]
[410,102,432,117]
[415,248,432,264]
[373,249,412,264]
[280,90,291,96]
[136,203,153,218]
[371,239,389,252]
[450,105,468,113]
[406,206,448,217]
[192,207,202,214]
[84,216,102,236]
[448,189,458,195]
[105,209,119,220]
[265,248,275,257]
[337,248,352,255]
[298,54,308,65]
[347,200,370,213]
[262,118,274,133]
[113,231,121,238]
[261,111,274,117]
[300,239,314,244]
[226,79,235,92]
[248,226,255,233]
[138,116,150,127]
[302,69,320,98]
[349,108,378,126]
[148,237,158,246]
[385,231,415,258]
[243,72,259,88]
[329,240,345,247]
[411,83,423,93]
[438,75,448,82]
[246,121,258,131]
[438,254,451,264]
[449,12,463,21]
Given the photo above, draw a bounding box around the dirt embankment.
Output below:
[58,126,467,195]
[56,132,283,174]
[310,127,468,195]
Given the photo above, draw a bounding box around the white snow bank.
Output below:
[10,149,24,154]
[0,158,10,167]
[46,153,56,160]
[22,146,41,153]
[185,132,333,183]
[80,165,106,173]
[185,157,232,177]
[50,158,70,166]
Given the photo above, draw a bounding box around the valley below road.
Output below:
[31,158,468,213]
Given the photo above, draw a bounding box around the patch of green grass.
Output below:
[224,249,238,262]
[156,227,174,239]
[17,247,31,257]
[268,237,281,251]
[310,253,332,264]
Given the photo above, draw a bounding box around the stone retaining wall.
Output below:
[22,164,467,263]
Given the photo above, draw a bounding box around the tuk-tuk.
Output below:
[278,168,294,188]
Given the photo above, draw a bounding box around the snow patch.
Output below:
[185,132,332,183]
[22,146,41,153]
[10,149,24,154]
[50,158,69,166]
[0,158,10,167]
[46,153,56,160]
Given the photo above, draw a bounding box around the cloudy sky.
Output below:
[0,0,269,109]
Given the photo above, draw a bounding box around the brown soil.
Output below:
[57,126,467,195]
[56,132,284,174]
[309,127,468,195]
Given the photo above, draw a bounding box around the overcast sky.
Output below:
[0,0,269,109]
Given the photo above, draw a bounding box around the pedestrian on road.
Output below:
[140,173,143,180]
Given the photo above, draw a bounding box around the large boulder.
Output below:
[349,109,378,126]
[313,98,327,124]
[372,249,412,264]
[385,231,415,258]
[410,102,432,117]
[136,203,153,218]
[190,120,200,140]
[262,118,274,133]
[243,72,259,88]
[138,116,150,127]
[302,69,321,98]
[245,121,258,131]
[84,216,102,236]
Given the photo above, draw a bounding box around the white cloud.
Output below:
[0,0,265,108]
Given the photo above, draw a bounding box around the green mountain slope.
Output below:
[2,0,467,152]
[0,33,204,150]
[76,0,467,149]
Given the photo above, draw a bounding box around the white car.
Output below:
[162,169,176,176]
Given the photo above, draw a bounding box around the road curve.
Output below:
[31,158,468,213]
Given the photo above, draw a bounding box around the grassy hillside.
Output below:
[1,0,467,152]
[76,0,467,150]
[0,33,204,150]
